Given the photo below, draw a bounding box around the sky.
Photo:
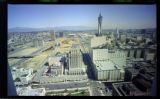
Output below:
[8,4,156,29]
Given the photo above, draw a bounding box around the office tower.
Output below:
[68,44,83,69]
[91,49,126,81]
[92,49,126,68]
[66,44,86,75]
[98,13,102,36]
[50,30,56,41]
[135,49,142,58]
[144,53,155,61]
[141,29,146,38]
[120,34,126,42]
[33,39,44,47]
[90,36,106,48]
[115,27,119,39]
[129,49,135,58]
[89,36,106,58]
[59,32,64,38]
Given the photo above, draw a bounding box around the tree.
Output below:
[81,91,85,94]
[14,77,21,82]
[33,70,37,73]
[75,88,78,92]
[139,68,146,74]
[64,89,68,92]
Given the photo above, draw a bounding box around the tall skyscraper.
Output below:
[59,32,64,38]
[50,30,56,41]
[114,27,119,39]
[67,44,83,69]
[98,13,103,36]
[116,27,119,39]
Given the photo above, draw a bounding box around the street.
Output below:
[32,82,88,91]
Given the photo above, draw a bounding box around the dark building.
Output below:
[59,32,64,37]
[112,72,154,97]
[141,29,146,38]
[132,73,153,95]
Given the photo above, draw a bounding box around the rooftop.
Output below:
[126,67,140,75]
[71,44,80,48]
[112,82,147,96]
[94,60,119,71]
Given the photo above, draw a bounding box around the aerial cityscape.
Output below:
[8,5,157,96]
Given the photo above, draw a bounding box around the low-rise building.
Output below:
[17,86,46,96]
[136,36,142,41]
[11,68,33,86]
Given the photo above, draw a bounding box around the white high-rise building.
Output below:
[90,36,106,48]
[120,34,126,41]
[91,49,126,81]
[92,49,126,69]
[89,36,106,58]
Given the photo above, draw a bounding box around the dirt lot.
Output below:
[8,59,21,66]
[18,54,48,70]
[10,48,39,57]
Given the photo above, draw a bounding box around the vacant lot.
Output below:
[8,59,21,66]
[18,54,48,70]
[57,38,80,53]
[10,48,39,57]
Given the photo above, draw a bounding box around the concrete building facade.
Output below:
[67,44,83,69]
[66,44,86,76]
[90,36,106,48]
[91,49,126,81]
[50,30,56,41]
[11,68,33,86]
[120,34,126,42]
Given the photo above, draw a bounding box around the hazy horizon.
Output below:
[8,5,156,29]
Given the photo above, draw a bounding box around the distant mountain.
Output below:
[54,26,95,31]
[8,26,96,33]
